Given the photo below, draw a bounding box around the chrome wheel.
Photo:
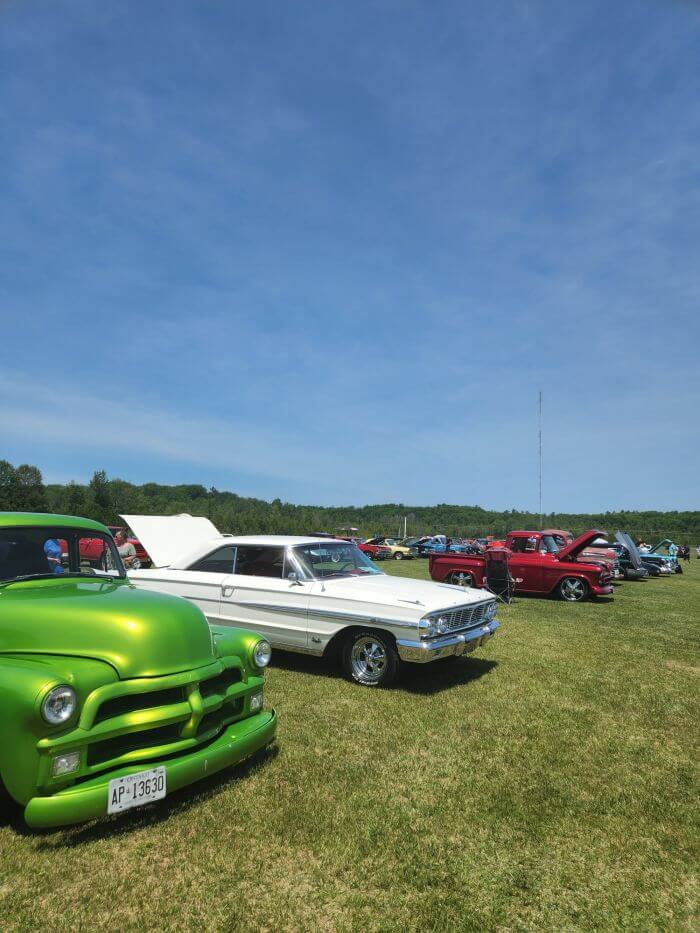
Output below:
[449,571,473,587]
[342,631,399,687]
[394,551,403,560]
[350,636,388,684]
[559,577,587,601]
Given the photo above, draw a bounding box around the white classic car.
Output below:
[123,514,500,687]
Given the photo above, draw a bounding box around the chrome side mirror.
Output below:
[287,571,302,585]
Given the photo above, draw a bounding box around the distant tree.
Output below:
[15,463,48,512]
[88,470,112,523]
[0,460,20,510]
[64,481,87,517]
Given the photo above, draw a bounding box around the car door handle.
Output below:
[221,585,235,598]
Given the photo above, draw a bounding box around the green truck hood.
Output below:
[0,578,215,679]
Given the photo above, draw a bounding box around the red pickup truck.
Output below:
[430,529,614,601]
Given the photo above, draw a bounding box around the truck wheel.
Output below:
[342,631,399,687]
[448,571,474,587]
[394,551,403,560]
[558,577,588,601]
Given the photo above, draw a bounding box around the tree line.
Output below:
[1,460,698,543]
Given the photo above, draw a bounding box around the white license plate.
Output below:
[108,766,166,814]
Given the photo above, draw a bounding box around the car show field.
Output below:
[0,555,697,931]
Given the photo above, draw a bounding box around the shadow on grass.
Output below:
[270,647,497,695]
[398,655,498,695]
[9,743,279,847]
[507,592,616,606]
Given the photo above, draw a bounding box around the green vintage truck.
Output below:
[0,512,277,829]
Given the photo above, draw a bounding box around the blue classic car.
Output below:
[414,536,481,557]
[640,539,682,573]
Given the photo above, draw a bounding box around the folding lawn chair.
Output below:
[484,547,514,604]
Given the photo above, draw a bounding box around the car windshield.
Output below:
[294,542,383,579]
[540,535,560,554]
[0,526,126,583]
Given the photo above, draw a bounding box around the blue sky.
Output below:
[1,0,698,511]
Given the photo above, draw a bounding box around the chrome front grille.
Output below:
[85,666,245,768]
[438,601,491,632]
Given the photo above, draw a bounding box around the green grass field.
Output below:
[1,560,698,931]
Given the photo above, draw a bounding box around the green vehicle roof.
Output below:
[0,512,109,534]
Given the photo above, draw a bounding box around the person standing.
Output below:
[114,529,137,568]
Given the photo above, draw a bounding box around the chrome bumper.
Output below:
[396,620,500,663]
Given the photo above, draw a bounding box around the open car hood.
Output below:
[557,529,607,561]
[120,513,221,567]
[615,531,643,569]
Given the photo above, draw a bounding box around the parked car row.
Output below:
[0,511,500,829]
[2,508,687,829]
[428,527,685,600]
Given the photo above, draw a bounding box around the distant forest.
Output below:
[1,460,698,543]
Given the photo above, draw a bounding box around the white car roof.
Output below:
[219,535,339,546]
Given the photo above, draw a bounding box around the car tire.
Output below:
[558,576,589,601]
[448,571,474,587]
[394,552,403,560]
[342,630,399,687]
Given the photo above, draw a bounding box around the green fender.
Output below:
[0,656,117,804]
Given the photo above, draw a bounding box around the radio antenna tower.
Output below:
[538,390,543,529]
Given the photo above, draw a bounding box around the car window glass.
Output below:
[189,545,237,574]
[234,546,286,579]
[76,535,121,574]
[0,527,124,581]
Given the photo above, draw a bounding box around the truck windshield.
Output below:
[294,542,383,579]
[540,535,560,554]
[0,527,126,583]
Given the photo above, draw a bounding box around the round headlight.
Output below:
[252,640,272,668]
[485,601,497,620]
[419,618,438,638]
[436,615,450,634]
[42,685,77,725]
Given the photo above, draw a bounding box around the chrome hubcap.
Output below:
[562,578,585,600]
[451,572,473,587]
[350,637,387,683]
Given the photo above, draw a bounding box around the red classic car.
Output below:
[430,529,614,601]
[357,541,392,560]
